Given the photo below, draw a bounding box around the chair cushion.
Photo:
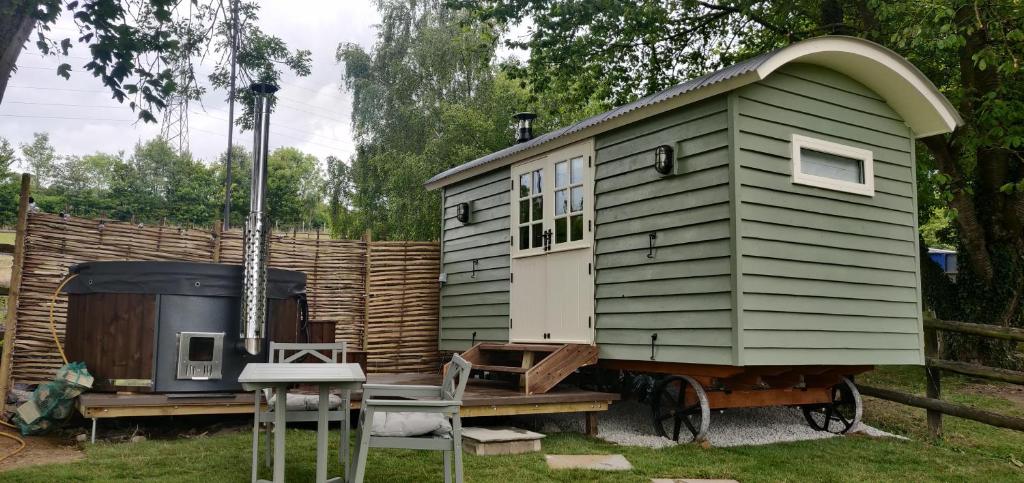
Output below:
[267,392,343,411]
[370,411,452,437]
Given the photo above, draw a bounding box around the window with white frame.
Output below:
[791,134,874,196]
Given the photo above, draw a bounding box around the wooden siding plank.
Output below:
[596,328,733,347]
[443,192,509,220]
[742,348,922,366]
[596,310,732,329]
[599,344,734,365]
[441,304,509,317]
[743,275,918,302]
[596,220,730,254]
[740,167,913,213]
[742,293,920,318]
[596,292,732,313]
[443,202,509,228]
[741,186,913,225]
[444,267,509,284]
[444,177,509,207]
[738,83,908,135]
[596,257,731,284]
[596,96,728,149]
[438,316,509,329]
[442,280,509,296]
[597,146,729,183]
[440,328,508,340]
[442,242,509,263]
[741,220,915,256]
[744,256,918,287]
[444,227,509,251]
[441,292,510,307]
[743,311,920,334]
[597,184,730,222]
[443,168,510,196]
[744,238,917,272]
[596,165,730,209]
[596,276,732,298]
[737,114,911,163]
[764,71,899,119]
[738,137,912,183]
[444,255,508,274]
[595,238,731,269]
[596,202,730,239]
[778,64,884,100]
[736,149,913,197]
[742,203,915,242]
[597,114,729,165]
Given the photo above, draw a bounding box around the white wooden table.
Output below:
[240,363,366,483]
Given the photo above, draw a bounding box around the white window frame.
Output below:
[791,134,875,197]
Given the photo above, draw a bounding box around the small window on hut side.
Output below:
[791,134,874,197]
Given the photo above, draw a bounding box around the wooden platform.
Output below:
[77,373,619,420]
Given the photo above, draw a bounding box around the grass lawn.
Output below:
[3,366,1023,482]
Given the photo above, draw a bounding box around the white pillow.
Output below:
[371,411,452,437]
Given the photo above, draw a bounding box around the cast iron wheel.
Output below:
[801,376,863,434]
[651,375,710,442]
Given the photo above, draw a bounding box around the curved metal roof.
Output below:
[426,36,961,190]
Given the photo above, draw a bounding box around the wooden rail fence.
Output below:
[858,315,1024,436]
[0,176,441,398]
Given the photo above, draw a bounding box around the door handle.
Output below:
[542,229,553,251]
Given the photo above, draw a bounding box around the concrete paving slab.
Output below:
[462,426,544,443]
[545,454,633,471]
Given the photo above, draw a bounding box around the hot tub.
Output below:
[63,261,308,393]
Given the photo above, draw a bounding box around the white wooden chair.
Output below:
[257,342,351,470]
[351,354,472,483]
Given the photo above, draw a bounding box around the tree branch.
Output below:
[696,1,790,36]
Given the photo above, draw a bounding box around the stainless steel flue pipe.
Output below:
[240,82,278,355]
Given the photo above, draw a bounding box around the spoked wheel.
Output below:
[651,375,710,442]
[801,376,863,434]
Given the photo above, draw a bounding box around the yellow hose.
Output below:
[0,420,25,464]
[0,273,81,464]
[49,274,77,365]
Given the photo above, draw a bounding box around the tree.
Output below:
[20,132,57,188]
[463,0,1024,365]
[338,0,549,240]
[0,1,310,125]
[265,147,325,230]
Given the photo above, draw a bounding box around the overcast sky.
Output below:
[1,0,382,168]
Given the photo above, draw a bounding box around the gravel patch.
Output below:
[510,401,904,448]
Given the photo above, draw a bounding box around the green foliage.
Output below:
[336,0,591,240]
[3,136,328,230]
[4,0,310,124]
[19,133,58,188]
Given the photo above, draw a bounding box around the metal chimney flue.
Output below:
[513,112,536,144]
[240,82,279,356]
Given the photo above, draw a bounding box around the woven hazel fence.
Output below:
[5,211,440,386]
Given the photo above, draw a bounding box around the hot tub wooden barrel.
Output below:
[63,261,327,393]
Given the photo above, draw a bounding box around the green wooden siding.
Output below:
[438,168,511,351]
[593,97,735,365]
[733,63,923,365]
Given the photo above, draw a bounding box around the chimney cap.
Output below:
[513,112,537,121]
[249,83,280,95]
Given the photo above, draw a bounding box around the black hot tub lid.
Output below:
[65,261,306,299]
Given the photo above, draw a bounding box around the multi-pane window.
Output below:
[554,157,585,244]
[517,169,544,250]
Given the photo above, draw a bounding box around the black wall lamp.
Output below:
[456,201,471,224]
[654,144,674,175]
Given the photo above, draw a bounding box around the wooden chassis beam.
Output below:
[80,402,265,419]
[693,387,831,410]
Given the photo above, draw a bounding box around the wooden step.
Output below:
[525,344,599,395]
[477,343,561,353]
[472,364,528,374]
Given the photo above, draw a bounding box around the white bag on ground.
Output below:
[371,411,452,437]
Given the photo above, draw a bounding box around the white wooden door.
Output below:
[509,140,595,344]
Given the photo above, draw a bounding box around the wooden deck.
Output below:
[77,373,619,420]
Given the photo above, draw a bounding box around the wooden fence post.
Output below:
[924,326,942,437]
[0,174,32,399]
[362,229,372,354]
